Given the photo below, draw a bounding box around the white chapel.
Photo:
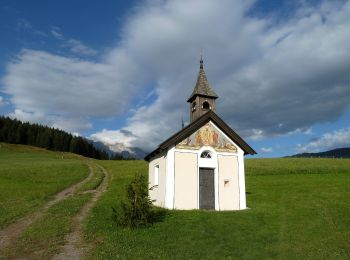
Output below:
[145,59,256,210]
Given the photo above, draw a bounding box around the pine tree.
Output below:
[0,116,117,160]
[114,174,153,228]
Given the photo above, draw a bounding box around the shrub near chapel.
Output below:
[114,174,154,228]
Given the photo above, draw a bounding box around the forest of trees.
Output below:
[0,116,110,160]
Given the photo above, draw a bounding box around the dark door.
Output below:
[199,168,215,210]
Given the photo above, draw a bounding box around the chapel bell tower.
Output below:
[187,58,218,122]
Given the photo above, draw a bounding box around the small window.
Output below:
[154,165,159,186]
[202,101,210,109]
[200,151,212,158]
[224,179,230,187]
[192,102,196,112]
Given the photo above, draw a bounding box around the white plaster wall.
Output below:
[148,153,166,207]
[237,148,247,209]
[211,121,247,210]
[174,151,198,209]
[218,154,240,210]
[149,120,248,211]
[165,146,175,209]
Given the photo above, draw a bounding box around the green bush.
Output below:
[113,173,153,228]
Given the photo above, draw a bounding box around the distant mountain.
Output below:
[91,140,148,160]
[119,147,148,160]
[91,141,116,157]
[288,148,350,158]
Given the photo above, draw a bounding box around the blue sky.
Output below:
[0,0,350,157]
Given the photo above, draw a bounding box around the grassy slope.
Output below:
[85,158,350,259]
[77,164,105,192]
[0,143,89,228]
[3,193,92,259]
[2,148,107,259]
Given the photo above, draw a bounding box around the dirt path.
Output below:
[52,164,109,260]
[0,163,94,250]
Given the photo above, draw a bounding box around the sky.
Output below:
[0,0,350,157]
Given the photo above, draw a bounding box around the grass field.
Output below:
[1,144,349,259]
[85,158,350,259]
[0,143,88,228]
[77,164,105,193]
[3,193,92,259]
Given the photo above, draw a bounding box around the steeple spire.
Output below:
[187,57,218,122]
[187,57,218,103]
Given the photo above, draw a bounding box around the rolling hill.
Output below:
[288,147,350,158]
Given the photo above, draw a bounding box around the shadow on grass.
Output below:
[151,207,168,223]
[111,206,168,229]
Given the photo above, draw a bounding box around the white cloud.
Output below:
[8,109,46,123]
[7,109,91,133]
[15,18,47,37]
[2,48,147,133]
[261,147,273,153]
[0,96,5,106]
[2,0,350,151]
[50,26,97,56]
[50,26,63,40]
[98,0,350,151]
[248,129,265,140]
[90,129,136,147]
[297,128,350,153]
[16,18,32,31]
[287,127,312,136]
[65,39,97,56]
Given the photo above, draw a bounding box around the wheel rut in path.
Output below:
[0,163,94,250]
[52,164,109,260]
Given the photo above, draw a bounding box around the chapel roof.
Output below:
[187,59,218,102]
[144,110,257,161]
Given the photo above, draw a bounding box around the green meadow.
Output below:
[0,143,88,228]
[86,159,350,259]
[3,193,92,259]
[1,143,350,259]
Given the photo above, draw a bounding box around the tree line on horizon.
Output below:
[0,116,128,160]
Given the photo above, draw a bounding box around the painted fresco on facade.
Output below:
[176,122,237,152]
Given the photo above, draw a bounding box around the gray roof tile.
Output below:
[187,60,218,102]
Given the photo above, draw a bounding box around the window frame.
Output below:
[200,150,212,159]
[202,101,210,110]
[192,102,196,112]
[154,165,159,186]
